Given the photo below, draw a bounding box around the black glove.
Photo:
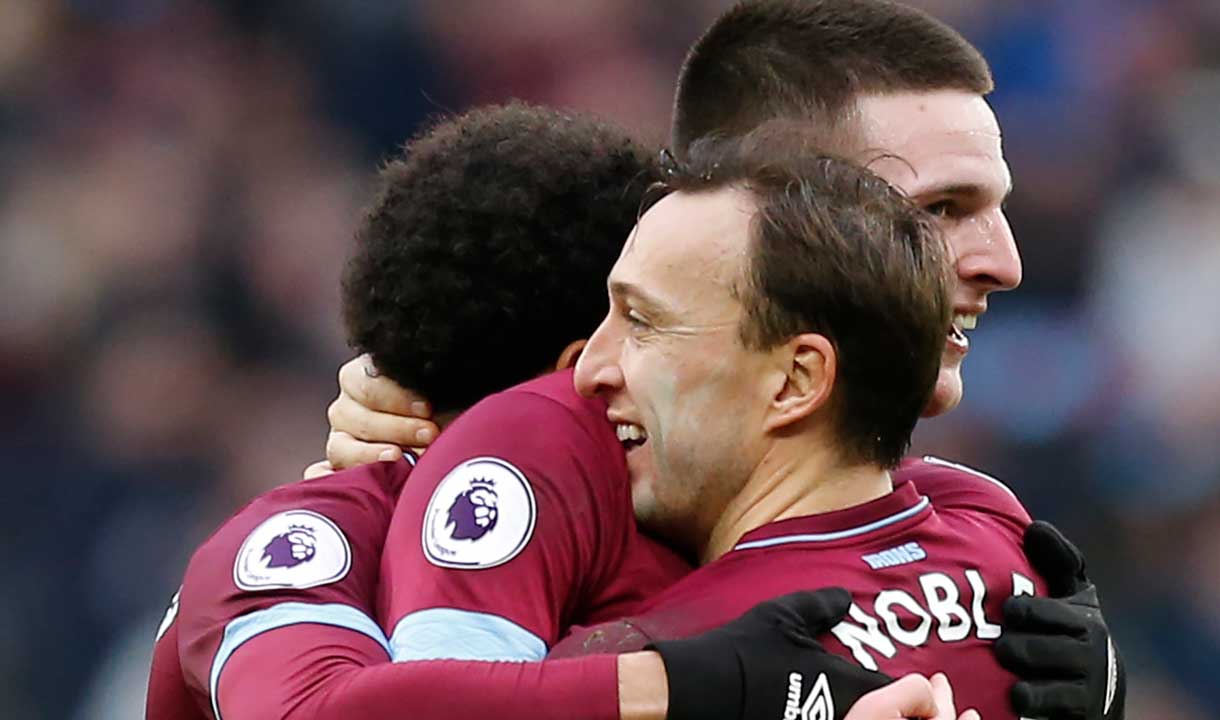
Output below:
[650,588,891,720]
[995,520,1126,720]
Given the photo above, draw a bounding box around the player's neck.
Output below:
[700,438,893,564]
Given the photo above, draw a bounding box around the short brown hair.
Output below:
[661,126,953,467]
[671,0,993,153]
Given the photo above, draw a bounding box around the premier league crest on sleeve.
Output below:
[422,456,537,569]
[233,509,351,591]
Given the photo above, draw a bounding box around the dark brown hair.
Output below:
[661,125,953,467]
[671,0,993,154]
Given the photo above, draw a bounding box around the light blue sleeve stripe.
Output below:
[209,602,390,720]
[389,607,547,662]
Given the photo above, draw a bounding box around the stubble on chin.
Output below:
[630,482,661,529]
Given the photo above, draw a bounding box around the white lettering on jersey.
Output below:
[830,603,897,671]
[830,568,1031,670]
[966,569,1002,639]
[920,572,972,642]
[875,589,932,647]
[861,541,927,570]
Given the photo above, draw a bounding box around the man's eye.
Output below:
[924,200,956,218]
[625,309,650,330]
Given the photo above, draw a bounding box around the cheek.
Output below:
[622,343,691,414]
[941,225,965,271]
[625,341,752,452]
[662,371,751,468]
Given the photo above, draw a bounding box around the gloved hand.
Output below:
[650,588,892,720]
[995,520,1125,720]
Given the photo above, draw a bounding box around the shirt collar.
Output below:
[730,479,928,553]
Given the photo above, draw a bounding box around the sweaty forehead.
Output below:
[852,90,1010,199]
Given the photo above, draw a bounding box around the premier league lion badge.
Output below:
[423,457,536,569]
[233,509,351,590]
[446,481,499,540]
[262,525,318,567]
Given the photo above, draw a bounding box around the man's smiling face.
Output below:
[574,187,773,550]
[573,90,1017,544]
[853,90,1021,416]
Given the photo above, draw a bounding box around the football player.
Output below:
[150,103,954,720]
[322,2,1123,719]
[546,134,1036,720]
[147,105,692,720]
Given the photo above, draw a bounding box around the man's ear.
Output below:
[764,333,836,432]
[554,339,589,371]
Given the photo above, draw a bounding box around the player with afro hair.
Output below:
[342,102,658,416]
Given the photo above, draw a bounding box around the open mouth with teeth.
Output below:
[948,313,977,348]
[615,422,648,450]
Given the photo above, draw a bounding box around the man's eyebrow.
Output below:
[609,280,674,320]
[913,180,1014,203]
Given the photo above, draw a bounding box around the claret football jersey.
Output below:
[378,369,691,662]
[148,369,693,720]
[550,456,1043,720]
[146,456,414,720]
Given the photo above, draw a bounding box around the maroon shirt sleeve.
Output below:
[146,616,210,720]
[380,378,633,657]
[216,624,619,720]
[173,460,408,714]
[161,416,630,720]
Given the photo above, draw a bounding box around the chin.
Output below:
[630,478,661,526]
[922,366,963,417]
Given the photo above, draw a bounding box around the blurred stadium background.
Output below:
[1,1,1217,717]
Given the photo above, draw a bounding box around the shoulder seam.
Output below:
[920,455,1018,501]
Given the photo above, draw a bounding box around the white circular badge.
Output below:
[233,509,351,591]
[422,456,537,570]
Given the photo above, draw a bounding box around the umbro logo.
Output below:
[783,671,833,720]
[861,541,927,570]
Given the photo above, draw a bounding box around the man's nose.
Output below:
[952,208,1022,294]
[573,317,623,398]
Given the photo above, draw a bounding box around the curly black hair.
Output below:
[342,102,658,414]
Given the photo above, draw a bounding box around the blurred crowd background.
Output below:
[1,1,1217,717]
